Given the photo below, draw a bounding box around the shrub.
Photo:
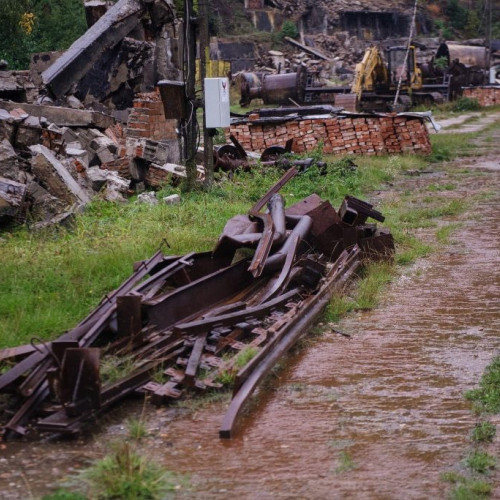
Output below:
[280,20,299,40]
[452,97,481,112]
[82,442,179,499]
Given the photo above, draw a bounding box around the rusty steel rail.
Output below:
[220,246,362,439]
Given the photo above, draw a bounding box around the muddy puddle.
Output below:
[1,160,500,499]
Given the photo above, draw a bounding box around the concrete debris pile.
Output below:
[0,170,394,440]
[0,90,183,229]
[0,0,189,229]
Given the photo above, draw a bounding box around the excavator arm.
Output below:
[351,46,389,100]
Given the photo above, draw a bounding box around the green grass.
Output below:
[127,417,148,440]
[354,261,393,310]
[335,450,355,473]
[465,356,500,414]
[100,355,138,385]
[465,450,496,474]
[471,422,496,443]
[0,116,495,351]
[442,472,493,500]
[324,294,355,323]
[234,345,259,369]
[81,442,181,499]
[42,491,87,500]
[429,132,478,162]
[436,223,462,244]
[452,481,492,500]
[428,183,457,192]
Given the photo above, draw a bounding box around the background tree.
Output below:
[0,0,86,70]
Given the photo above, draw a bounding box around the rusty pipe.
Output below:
[263,214,313,272]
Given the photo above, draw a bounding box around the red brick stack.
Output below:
[125,89,177,141]
[462,87,500,107]
[228,112,432,156]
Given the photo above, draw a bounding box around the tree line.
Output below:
[0,0,87,70]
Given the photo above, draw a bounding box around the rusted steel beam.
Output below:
[247,213,275,278]
[341,195,385,224]
[263,215,312,272]
[116,295,142,339]
[2,382,50,439]
[134,252,196,299]
[36,360,161,434]
[184,331,209,387]
[145,258,254,330]
[251,168,298,213]
[59,348,100,417]
[172,288,300,337]
[0,344,43,363]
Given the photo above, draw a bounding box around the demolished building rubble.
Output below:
[0,171,394,440]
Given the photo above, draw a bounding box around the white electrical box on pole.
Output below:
[204,77,231,128]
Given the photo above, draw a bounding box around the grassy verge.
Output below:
[442,356,500,498]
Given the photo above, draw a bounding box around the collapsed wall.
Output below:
[462,86,500,107]
[229,110,432,156]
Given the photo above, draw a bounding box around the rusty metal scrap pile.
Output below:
[0,169,394,440]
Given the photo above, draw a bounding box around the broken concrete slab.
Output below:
[0,101,114,129]
[163,193,180,205]
[0,111,16,143]
[136,191,158,205]
[101,170,130,202]
[31,209,77,231]
[0,176,27,222]
[0,139,20,180]
[42,0,146,98]
[86,166,108,191]
[30,51,64,87]
[29,145,91,205]
[15,120,43,151]
[27,180,67,222]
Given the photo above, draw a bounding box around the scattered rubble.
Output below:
[0,89,183,228]
[0,171,394,440]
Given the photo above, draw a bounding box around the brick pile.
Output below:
[229,112,432,156]
[462,87,500,107]
[125,89,178,141]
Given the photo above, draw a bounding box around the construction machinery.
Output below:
[350,45,450,111]
[239,45,453,112]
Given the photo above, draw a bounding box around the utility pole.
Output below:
[486,0,492,77]
[198,0,214,188]
[182,0,198,190]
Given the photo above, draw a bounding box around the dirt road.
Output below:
[1,111,499,499]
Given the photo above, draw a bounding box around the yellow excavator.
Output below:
[350,45,445,111]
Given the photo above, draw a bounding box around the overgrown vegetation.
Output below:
[444,352,500,497]
[452,97,482,113]
[0,0,87,69]
[81,442,180,499]
[465,356,500,414]
[471,422,496,443]
[43,441,184,500]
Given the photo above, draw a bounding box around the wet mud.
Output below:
[1,117,500,499]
